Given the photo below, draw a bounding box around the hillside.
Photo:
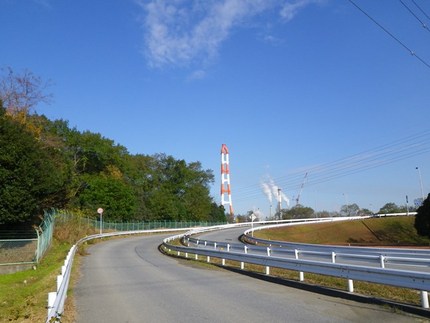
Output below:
[255,216,430,246]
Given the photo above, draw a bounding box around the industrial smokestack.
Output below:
[277,188,282,220]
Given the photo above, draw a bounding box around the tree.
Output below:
[134,154,216,221]
[75,174,137,222]
[0,103,66,224]
[0,67,52,119]
[358,208,373,216]
[378,202,404,214]
[414,194,430,238]
[207,203,226,222]
[340,203,360,217]
[282,205,314,219]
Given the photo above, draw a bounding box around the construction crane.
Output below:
[296,172,308,206]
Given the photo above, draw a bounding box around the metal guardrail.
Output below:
[187,236,430,267]
[164,242,430,290]
[161,216,430,309]
[45,228,193,322]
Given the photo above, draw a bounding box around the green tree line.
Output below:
[0,101,225,225]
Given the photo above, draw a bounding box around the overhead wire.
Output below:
[399,0,430,34]
[348,0,430,70]
[231,1,430,207]
[411,0,430,21]
[232,130,430,203]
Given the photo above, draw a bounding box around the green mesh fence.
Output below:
[95,219,226,231]
[54,210,226,232]
[0,209,227,265]
[35,211,55,263]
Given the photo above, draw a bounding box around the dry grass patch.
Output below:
[255,217,430,246]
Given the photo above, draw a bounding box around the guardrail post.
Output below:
[56,275,63,292]
[348,279,354,293]
[421,291,429,309]
[380,255,385,269]
[214,242,217,250]
[47,292,56,317]
[295,249,304,281]
[266,247,271,275]
[241,246,247,270]
[331,252,336,263]
[222,244,230,266]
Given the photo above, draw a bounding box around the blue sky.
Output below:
[1,0,429,217]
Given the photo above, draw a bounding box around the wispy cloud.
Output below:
[137,0,323,70]
[33,0,52,9]
[280,0,320,22]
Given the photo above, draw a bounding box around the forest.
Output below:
[0,68,226,226]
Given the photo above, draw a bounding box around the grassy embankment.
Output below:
[255,216,430,246]
[0,217,96,322]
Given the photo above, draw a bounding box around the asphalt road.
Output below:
[74,229,424,322]
[74,229,424,323]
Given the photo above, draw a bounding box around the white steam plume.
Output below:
[261,182,272,203]
[261,177,290,207]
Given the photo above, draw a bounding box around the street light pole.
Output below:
[97,208,104,235]
[416,167,425,202]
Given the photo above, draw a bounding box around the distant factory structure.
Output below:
[220,144,234,216]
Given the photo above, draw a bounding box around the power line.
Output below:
[348,0,430,70]
[399,0,430,34]
[233,130,430,203]
[411,0,430,22]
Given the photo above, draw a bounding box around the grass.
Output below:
[0,240,71,322]
[255,216,430,246]
[0,216,97,323]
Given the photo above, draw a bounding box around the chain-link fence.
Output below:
[1,209,227,271]
[97,219,227,231]
[35,211,54,263]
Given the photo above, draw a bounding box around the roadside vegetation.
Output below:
[254,216,430,246]
[0,240,71,322]
[0,67,226,231]
[0,217,96,322]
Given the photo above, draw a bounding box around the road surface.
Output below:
[75,231,422,322]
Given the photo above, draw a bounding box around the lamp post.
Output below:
[416,167,425,202]
[406,195,409,216]
[97,208,104,234]
[251,212,257,237]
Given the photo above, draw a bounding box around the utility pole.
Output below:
[416,167,425,202]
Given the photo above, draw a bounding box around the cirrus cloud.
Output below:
[137,0,324,69]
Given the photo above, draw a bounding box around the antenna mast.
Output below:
[220,144,234,216]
